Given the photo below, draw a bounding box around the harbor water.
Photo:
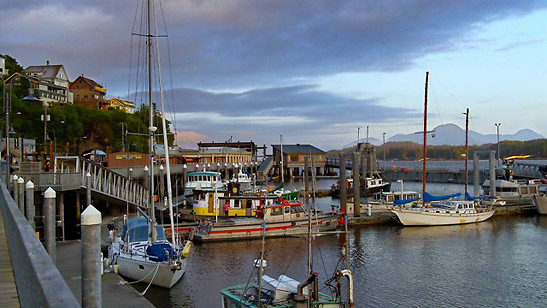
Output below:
[136,180,546,307]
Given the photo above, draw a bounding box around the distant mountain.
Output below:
[387,124,544,146]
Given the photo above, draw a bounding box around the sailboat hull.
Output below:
[116,254,186,288]
[391,209,494,226]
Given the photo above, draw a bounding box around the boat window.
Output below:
[271,207,283,216]
[285,207,290,213]
[233,200,241,208]
[521,187,529,194]
[530,187,537,194]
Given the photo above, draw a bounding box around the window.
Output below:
[270,207,283,216]
[284,207,290,213]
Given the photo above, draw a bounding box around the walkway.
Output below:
[0,206,20,308]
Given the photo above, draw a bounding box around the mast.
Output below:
[464,108,469,200]
[147,0,157,242]
[422,71,429,197]
[280,135,284,184]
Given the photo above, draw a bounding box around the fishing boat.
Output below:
[220,158,354,307]
[188,198,342,242]
[183,170,224,200]
[108,0,191,289]
[331,172,391,197]
[532,186,547,214]
[391,72,494,226]
[231,169,254,192]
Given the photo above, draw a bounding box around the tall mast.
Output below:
[464,108,469,200]
[280,135,284,184]
[422,71,429,197]
[147,0,157,241]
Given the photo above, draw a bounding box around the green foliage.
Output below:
[1,95,173,154]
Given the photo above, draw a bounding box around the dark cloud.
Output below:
[2,0,545,90]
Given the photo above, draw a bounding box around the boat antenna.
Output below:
[422,71,429,198]
[464,108,469,200]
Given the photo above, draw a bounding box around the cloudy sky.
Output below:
[2,0,546,150]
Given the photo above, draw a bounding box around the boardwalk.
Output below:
[0,206,20,308]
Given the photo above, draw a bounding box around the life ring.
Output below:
[296,213,300,218]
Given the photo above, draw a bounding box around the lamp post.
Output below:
[495,123,501,161]
[42,101,50,153]
[2,73,39,186]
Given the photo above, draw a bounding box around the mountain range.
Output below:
[344,124,545,148]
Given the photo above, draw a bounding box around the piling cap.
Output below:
[12,175,18,180]
[86,172,91,177]
[81,205,102,225]
[17,177,24,183]
[160,165,164,170]
[44,187,56,199]
[26,180,34,189]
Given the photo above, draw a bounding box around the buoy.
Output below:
[182,241,192,258]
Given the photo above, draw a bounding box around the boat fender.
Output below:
[291,222,297,226]
[182,241,192,258]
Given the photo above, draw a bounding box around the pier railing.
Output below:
[16,156,148,208]
[0,181,79,307]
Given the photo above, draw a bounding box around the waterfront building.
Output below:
[104,97,135,113]
[197,141,259,163]
[272,143,326,177]
[22,61,73,104]
[70,75,107,109]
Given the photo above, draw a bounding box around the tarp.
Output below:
[393,198,420,205]
[465,192,492,201]
[146,242,175,262]
[423,192,461,202]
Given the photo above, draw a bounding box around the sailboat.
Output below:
[108,0,192,289]
[391,72,494,226]
[219,156,354,307]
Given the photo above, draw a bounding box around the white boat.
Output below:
[392,201,494,226]
[532,193,547,215]
[391,72,494,226]
[108,0,191,289]
[231,170,253,192]
[482,179,540,206]
[184,170,224,198]
[108,217,191,288]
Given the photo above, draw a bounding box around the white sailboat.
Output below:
[108,0,191,289]
[391,72,494,226]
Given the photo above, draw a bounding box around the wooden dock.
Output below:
[0,206,20,308]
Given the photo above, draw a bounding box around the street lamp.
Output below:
[2,73,39,186]
[495,123,501,161]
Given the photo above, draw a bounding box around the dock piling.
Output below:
[86,172,92,209]
[353,152,360,217]
[12,175,19,205]
[339,153,347,213]
[473,152,480,196]
[17,176,24,211]
[44,187,56,261]
[81,205,102,308]
[25,180,35,231]
[489,151,496,197]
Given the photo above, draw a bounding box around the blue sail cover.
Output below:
[465,192,492,201]
[423,192,461,202]
[393,198,420,205]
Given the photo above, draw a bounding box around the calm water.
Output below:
[137,180,547,307]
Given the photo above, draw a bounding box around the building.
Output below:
[104,97,135,113]
[22,61,73,104]
[0,55,6,76]
[197,141,259,164]
[271,144,326,177]
[70,75,107,109]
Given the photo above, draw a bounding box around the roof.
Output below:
[271,144,325,155]
[23,65,63,79]
[71,75,103,89]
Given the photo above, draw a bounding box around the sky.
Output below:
[1,0,546,150]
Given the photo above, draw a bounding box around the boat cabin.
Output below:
[260,200,307,223]
[184,171,224,196]
[122,217,167,243]
[482,179,539,198]
[373,191,421,204]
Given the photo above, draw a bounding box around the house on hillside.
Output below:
[22,61,73,104]
[0,55,6,76]
[70,75,107,109]
[271,144,327,178]
[104,97,135,113]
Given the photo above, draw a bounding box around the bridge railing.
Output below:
[0,181,79,307]
[79,158,148,208]
[13,172,82,191]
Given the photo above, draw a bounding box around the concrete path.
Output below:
[0,205,20,308]
[56,240,154,308]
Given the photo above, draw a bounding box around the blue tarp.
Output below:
[393,198,421,205]
[146,242,175,262]
[423,192,461,202]
[465,192,492,201]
